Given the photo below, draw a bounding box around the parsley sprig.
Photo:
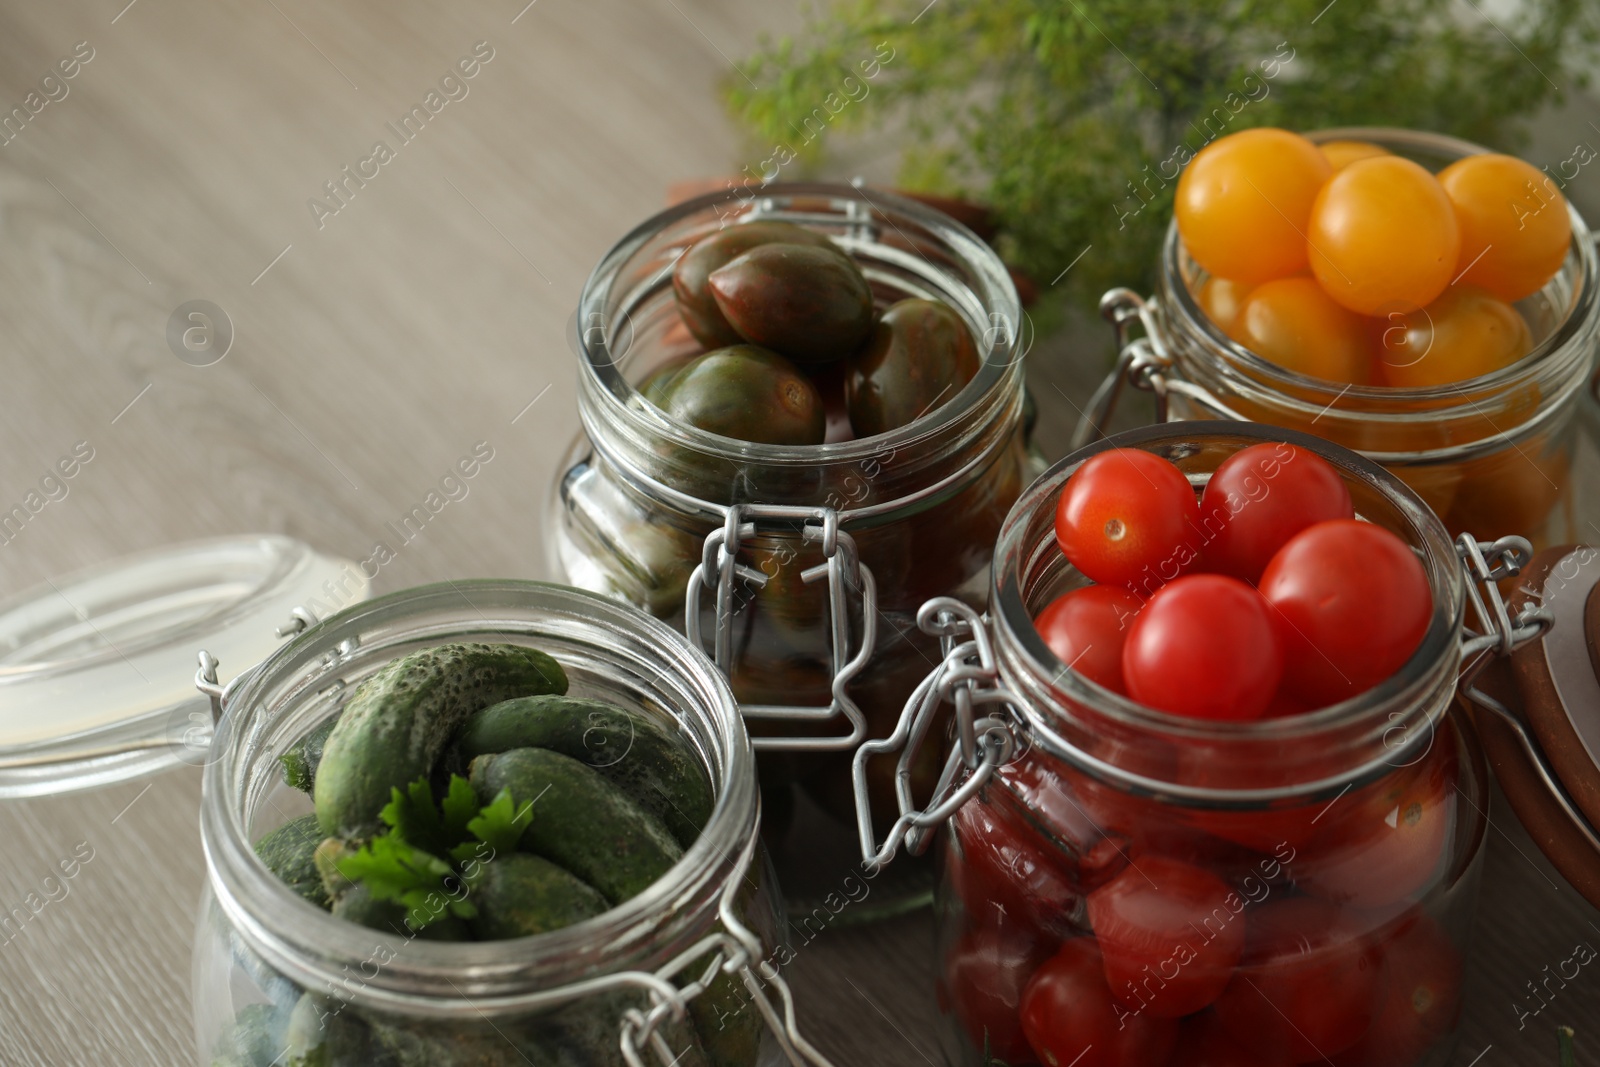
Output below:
[333,774,533,930]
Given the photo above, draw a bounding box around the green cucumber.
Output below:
[210,1002,290,1067]
[282,994,403,1067]
[454,696,713,848]
[468,748,682,905]
[281,715,338,793]
[255,815,331,909]
[314,644,567,837]
[312,837,358,904]
[468,853,608,940]
[553,992,711,1067]
[688,964,762,1067]
[330,885,468,941]
[369,1018,582,1067]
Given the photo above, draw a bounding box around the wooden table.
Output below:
[0,2,1596,1063]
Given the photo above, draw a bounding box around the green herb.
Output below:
[335,836,477,929]
[1560,1025,1578,1067]
[461,788,535,857]
[725,0,1598,313]
[379,775,480,857]
[338,775,535,928]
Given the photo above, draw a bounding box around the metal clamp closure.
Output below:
[1457,533,1553,696]
[851,598,1022,871]
[612,834,837,1066]
[1454,535,1600,852]
[1072,288,1247,450]
[685,504,877,752]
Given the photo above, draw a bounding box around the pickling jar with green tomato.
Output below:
[548,183,1034,912]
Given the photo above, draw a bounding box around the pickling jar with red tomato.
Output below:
[850,422,1549,1067]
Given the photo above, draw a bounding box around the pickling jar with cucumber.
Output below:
[192,581,829,1067]
[548,184,1033,904]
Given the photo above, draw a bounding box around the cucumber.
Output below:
[312,837,358,904]
[282,715,338,793]
[369,1018,581,1067]
[468,854,608,940]
[210,1002,289,1067]
[314,644,567,837]
[255,815,331,909]
[331,885,470,941]
[454,696,713,848]
[283,994,399,1067]
[468,748,682,906]
[687,963,763,1067]
[552,991,711,1067]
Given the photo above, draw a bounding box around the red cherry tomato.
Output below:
[1122,575,1283,721]
[950,792,1081,942]
[1262,689,1313,718]
[944,923,1052,1065]
[1198,442,1354,584]
[1020,938,1178,1067]
[1297,736,1457,911]
[1330,912,1462,1067]
[996,754,1118,866]
[1055,448,1201,593]
[1258,520,1432,707]
[1212,897,1384,1061]
[1175,765,1332,853]
[1171,1011,1292,1067]
[1034,585,1144,694]
[1086,854,1247,1018]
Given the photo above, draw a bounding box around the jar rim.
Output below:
[573,181,1024,473]
[1160,125,1600,408]
[200,579,760,1011]
[990,421,1466,800]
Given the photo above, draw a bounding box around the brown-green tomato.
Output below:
[708,243,875,365]
[845,298,980,437]
[658,344,825,445]
[671,222,834,348]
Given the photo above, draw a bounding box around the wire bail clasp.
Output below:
[1454,533,1599,852]
[685,504,877,752]
[1072,288,1248,449]
[851,598,1022,871]
[617,833,838,1067]
[1456,533,1552,712]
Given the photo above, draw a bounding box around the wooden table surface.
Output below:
[0,2,1597,1063]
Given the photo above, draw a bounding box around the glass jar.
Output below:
[549,183,1030,908]
[1084,127,1599,550]
[853,423,1531,1067]
[192,579,806,1067]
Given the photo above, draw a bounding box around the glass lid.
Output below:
[0,535,368,798]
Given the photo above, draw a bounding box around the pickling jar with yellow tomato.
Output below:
[1080,127,1598,548]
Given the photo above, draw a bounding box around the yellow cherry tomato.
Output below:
[1176,128,1333,285]
[1307,156,1460,315]
[1195,277,1254,335]
[1320,140,1390,171]
[1374,285,1532,388]
[1228,276,1376,384]
[1437,153,1571,303]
